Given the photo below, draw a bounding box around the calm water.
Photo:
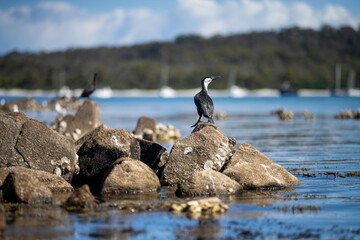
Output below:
[5,96,360,239]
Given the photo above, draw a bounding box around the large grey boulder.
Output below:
[0,167,73,193]
[51,99,101,141]
[101,157,160,195]
[75,127,141,192]
[0,112,77,181]
[176,169,242,197]
[2,171,53,204]
[222,144,300,189]
[163,123,234,186]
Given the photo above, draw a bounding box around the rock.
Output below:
[301,110,316,121]
[335,109,360,119]
[1,98,43,112]
[2,171,52,204]
[214,111,228,120]
[0,204,4,234]
[51,99,101,141]
[156,123,181,142]
[74,127,141,192]
[75,124,108,151]
[170,197,229,219]
[47,96,82,111]
[133,116,181,142]
[101,157,160,194]
[0,112,77,181]
[133,116,157,141]
[63,184,96,210]
[0,112,29,167]
[176,169,242,197]
[223,144,300,189]
[0,167,73,192]
[271,109,294,121]
[163,123,234,186]
[137,138,167,178]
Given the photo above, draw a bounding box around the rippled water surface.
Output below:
[5,97,360,239]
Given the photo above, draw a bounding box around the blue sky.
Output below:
[0,0,359,55]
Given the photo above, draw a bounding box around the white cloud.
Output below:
[0,1,165,53]
[0,0,358,53]
[321,4,358,28]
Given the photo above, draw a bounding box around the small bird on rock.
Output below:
[191,76,219,128]
[79,73,98,98]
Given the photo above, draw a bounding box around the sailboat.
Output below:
[159,65,176,98]
[227,70,248,98]
[331,64,348,96]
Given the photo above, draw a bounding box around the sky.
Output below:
[0,0,359,55]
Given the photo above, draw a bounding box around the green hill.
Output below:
[1,26,359,90]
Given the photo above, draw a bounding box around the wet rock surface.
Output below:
[51,99,101,141]
[176,169,242,197]
[101,157,160,195]
[223,143,300,189]
[0,112,77,181]
[163,122,234,186]
[63,184,96,210]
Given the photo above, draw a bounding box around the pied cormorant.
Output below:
[191,76,218,127]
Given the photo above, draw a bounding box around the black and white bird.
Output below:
[191,76,219,128]
[79,73,98,98]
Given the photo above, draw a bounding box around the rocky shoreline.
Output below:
[0,98,301,234]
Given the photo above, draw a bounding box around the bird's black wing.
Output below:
[196,91,214,118]
[194,93,203,116]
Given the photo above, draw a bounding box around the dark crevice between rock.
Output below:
[13,121,31,168]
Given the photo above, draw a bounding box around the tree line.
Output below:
[0,25,359,90]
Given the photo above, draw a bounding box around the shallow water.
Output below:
[4,96,360,239]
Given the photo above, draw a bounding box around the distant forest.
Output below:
[0,26,359,90]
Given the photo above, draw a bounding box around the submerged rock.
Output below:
[101,157,160,195]
[223,144,300,189]
[335,109,360,119]
[271,109,294,121]
[74,127,140,192]
[170,197,229,219]
[0,112,77,181]
[51,99,101,141]
[63,184,96,210]
[163,122,234,186]
[176,169,242,197]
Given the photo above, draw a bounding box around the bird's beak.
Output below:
[211,76,220,80]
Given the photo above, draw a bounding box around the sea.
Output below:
[2,96,360,239]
